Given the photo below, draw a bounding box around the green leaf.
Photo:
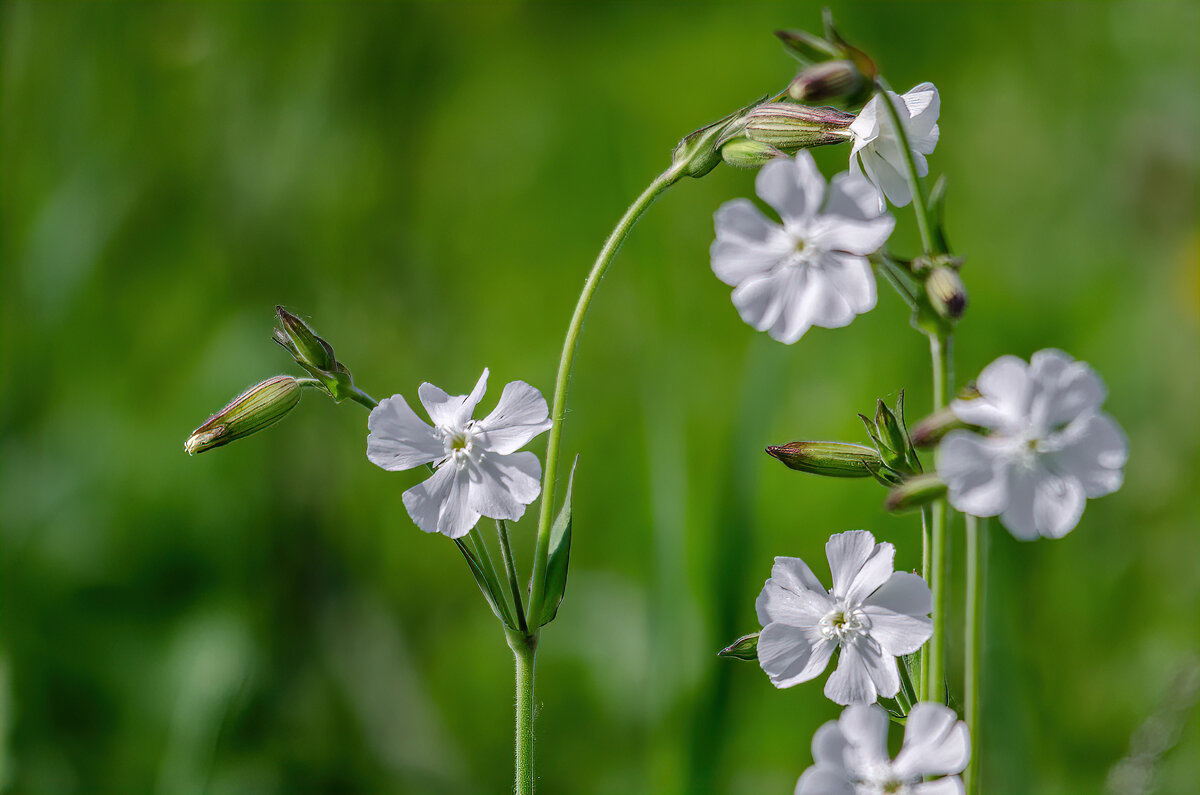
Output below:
[533,459,576,628]
[454,536,516,630]
[717,632,759,662]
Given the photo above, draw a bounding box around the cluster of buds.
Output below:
[776,10,876,106]
[882,384,982,512]
[766,392,921,489]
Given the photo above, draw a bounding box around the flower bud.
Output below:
[884,474,948,513]
[718,632,760,662]
[909,385,982,447]
[787,60,864,104]
[766,441,881,478]
[742,103,855,151]
[720,138,788,168]
[926,267,968,321]
[184,375,301,455]
[274,306,336,372]
[774,29,842,65]
[672,98,763,179]
[874,399,908,460]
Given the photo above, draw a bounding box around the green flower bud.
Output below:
[671,98,764,179]
[884,473,948,513]
[774,28,842,65]
[184,375,301,455]
[787,60,864,104]
[766,441,882,478]
[874,399,908,460]
[720,138,788,168]
[926,266,968,321]
[742,103,855,151]
[274,306,337,372]
[718,632,760,662]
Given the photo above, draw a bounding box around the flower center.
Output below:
[438,421,480,469]
[853,762,915,795]
[819,605,866,642]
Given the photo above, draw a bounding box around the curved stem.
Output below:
[875,79,934,254]
[497,520,528,633]
[529,164,684,615]
[347,385,379,410]
[964,514,985,793]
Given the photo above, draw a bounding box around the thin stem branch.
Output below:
[529,163,684,615]
[875,79,934,254]
[964,514,985,794]
[347,385,380,410]
[918,504,932,701]
[926,332,951,703]
[507,631,537,795]
[497,520,528,633]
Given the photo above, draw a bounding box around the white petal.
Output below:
[954,355,1029,430]
[436,466,480,538]
[711,199,793,286]
[757,580,834,628]
[795,766,854,795]
[419,368,489,429]
[862,572,932,616]
[402,465,481,539]
[756,151,827,230]
[467,451,542,521]
[836,704,890,764]
[893,702,970,779]
[824,172,887,223]
[819,252,878,314]
[731,270,790,336]
[1050,412,1128,497]
[938,431,1012,518]
[901,83,940,144]
[787,268,855,336]
[860,606,932,656]
[913,779,965,795]
[758,622,836,688]
[1031,466,1086,538]
[825,530,877,600]
[825,641,878,705]
[366,395,443,471]
[477,380,552,455]
[998,467,1040,540]
[858,635,901,698]
[811,720,849,767]
[1028,350,1107,429]
[848,94,881,144]
[844,541,896,606]
[865,146,913,207]
[756,556,827,624]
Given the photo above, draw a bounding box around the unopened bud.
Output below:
[274,306,338,373]
[874,399,907,458]
[766,441,881,478]
[718,633,760,662]
[884,474,948,513]
[909,385,981,447]
[926,267,968,321]
[774,29,842,65]
[672,98,763,179]
[720,138,788,168]
[742,103,855,151]
[787,60,864,104]
[185,375,301,455]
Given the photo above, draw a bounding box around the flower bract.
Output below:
[848,82,940,209]
[366,368,552,539]
[756,530,932,705]
[710,152,895,344]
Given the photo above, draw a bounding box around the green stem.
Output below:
[529,163,684,615]
[926,332,951,703]
[347,385,379,410]
[506,630,537,795]
[918,504,932,701]
[497,520,529,633]
[875,79,934,254]
[964,514,985,794]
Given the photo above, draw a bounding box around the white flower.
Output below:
[710,152,895,344]
[366,368,552,539]
[795,702,970,795]
[937,349,1128,540]
[849,82,940,209]
[756,530,932,705]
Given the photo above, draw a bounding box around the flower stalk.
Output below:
[964,513,985,794]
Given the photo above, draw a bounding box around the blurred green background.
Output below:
[2,1,1197,792]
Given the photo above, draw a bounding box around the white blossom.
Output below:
[366,368,551,539]
[710,152,894,344]
[937,349,1128,540]
[756,530,932,705]
[796,702,970,795]
[849,83,940,209]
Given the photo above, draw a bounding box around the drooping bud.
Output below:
[884,473,948,513]
[718,633,760,662]
[774,29,842,65]
[909,384,982,447]
[742,103,855,151]
[671,98,764,179]
[720,138,788,168]
[766,441,882,478]
[926,266,968,321]
[787,60,864,104]
[185,375,301,455]
[273,306,356,401]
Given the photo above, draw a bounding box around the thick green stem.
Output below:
[529,164,684,615]
[347,385,379,410]
[507,631,537,795]
[964,514,985,794]
[926,332,951,702]
[497,520,528,633]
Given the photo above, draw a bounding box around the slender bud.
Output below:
[672,98,764,179]
[909,385,981,447]
[766,441,882,478]
[720,138,788,168]
[718,632,760,662]
[185,375,301,455]
[926,266,968,321]
[774,29,842,65]
[884,473,948,513]
[874,399,907,460]
[742,103,855,151]
[787,60,864,104]
[274,306,337,372]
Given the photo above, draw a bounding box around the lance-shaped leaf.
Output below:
[717,632,760,662]
[532,460,576,628]
[454,535,517,630]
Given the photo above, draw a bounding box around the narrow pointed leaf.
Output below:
[533,459,576,627]
[455,537,517,629]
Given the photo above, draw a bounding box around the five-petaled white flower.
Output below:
[849,82,940,210]
[710,151,895,344]
[366,368,552,539]
[756,530,932,705]
[795,702,970,795]
[937,349,1127,540]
